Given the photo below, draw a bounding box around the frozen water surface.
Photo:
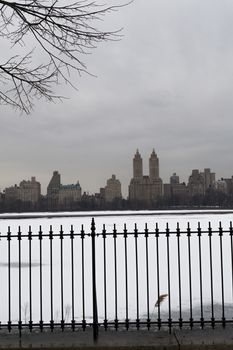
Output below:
[0,210,232,327]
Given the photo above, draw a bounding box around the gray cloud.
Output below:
[1,0,233,197]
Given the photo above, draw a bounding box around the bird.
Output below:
[155,294,168,307]
[151,294,168,318]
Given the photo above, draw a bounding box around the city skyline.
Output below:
[1,0,233,198]
[0,149,231,198]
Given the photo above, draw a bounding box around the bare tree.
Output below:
[0,0,127,113]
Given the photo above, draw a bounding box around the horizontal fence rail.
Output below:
[0,219,232,340]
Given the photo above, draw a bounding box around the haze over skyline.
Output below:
[1,0,233,197]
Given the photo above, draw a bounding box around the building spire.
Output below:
[149,149,159,179]
[133,150,143,178]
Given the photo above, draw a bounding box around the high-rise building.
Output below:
[188,168,215,196]
[188,169,204,196]
[164,173,188,202]
[5,185,20,203]
[200,168,215,192]
[149,149,159,179]
[215,179,227,194]
[5,177,41,208]
[19,176,41,204]
[58,182,82,209]
[47,171,83,210]
[104,175,122,202]
[223,176,233,195]
[170,173,179,185]
[47,170,61,209]
[129,149,163,207]
[133,149,143,179]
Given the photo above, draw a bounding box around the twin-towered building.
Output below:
[128,149,163,206]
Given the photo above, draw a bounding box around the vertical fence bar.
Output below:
[230,222,233,309]
[18,226,22,337]
[113,224,118,330]
[198,222,204,328]
[7,227,11,333]
[39,226,43,332]
[70,225,75,331]
[145,223,150,330]
[176,223,182,329]
[28,226,33,331]
[208,222,215,328]
[60,225,64,331]
[134,224,140,330]
[155,223,161,329]
[166,223,172,333]
[91,219,98,342]
[219,222,225,327]
[102,224,108,330]
[124,224,129,330]
[187,223,193,329]
[81,225,86,331]
[49,225,54,331]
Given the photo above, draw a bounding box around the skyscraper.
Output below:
[47,170,61,209]
[149,149,159,179]
[104,175,122,202]
[133,149,143,179]
[129,150,163,207]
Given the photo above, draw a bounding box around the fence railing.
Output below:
[0,219,233,340]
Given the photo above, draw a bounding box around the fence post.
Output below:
[91,218,98,342]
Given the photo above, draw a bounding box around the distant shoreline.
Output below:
[0,209,233,220]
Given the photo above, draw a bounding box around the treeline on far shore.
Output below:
[1,190,233,213]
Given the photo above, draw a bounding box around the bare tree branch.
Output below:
[0,0,131,113]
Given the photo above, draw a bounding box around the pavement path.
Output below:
[0,326,233,349]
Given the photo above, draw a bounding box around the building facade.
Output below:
[19,177,41,204]
[104,175,122,202]
[188,168,215,196]
[5,185,20,203]
[5,177,41,208]
[128,149,163,207]
[164,173,188,203]
[47,171,61,209]
[58,182,82,209]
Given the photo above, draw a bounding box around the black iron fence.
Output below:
[0,218,233,340]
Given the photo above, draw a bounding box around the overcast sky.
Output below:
[1,0,233,197]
